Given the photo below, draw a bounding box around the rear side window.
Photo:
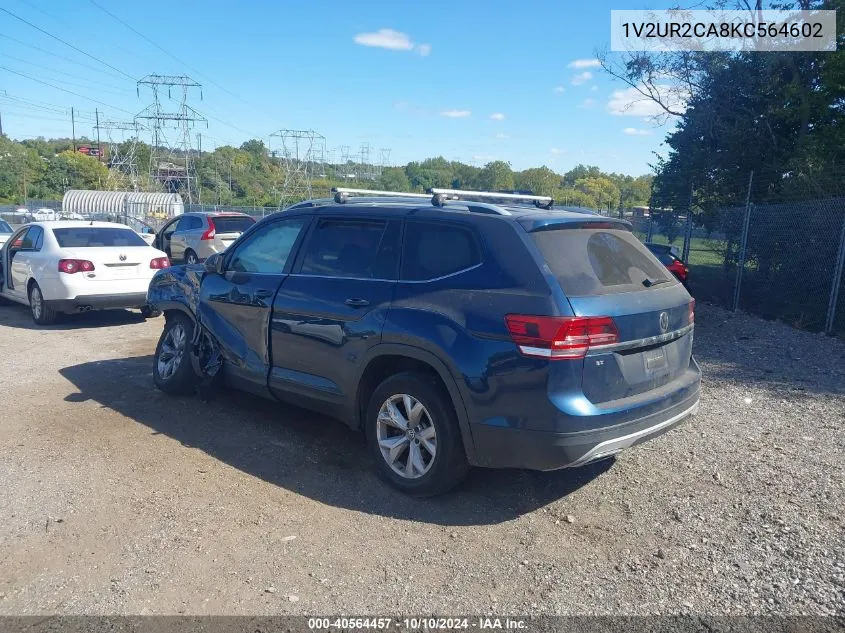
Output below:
[531,228,674,297]
[52,227,148,248]
[213,216,255,234]
[402,222,481,281]
[299,219,396,279]
[188,216,204,230]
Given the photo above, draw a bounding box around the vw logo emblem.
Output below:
[119,254,127,262]
[659,311,670,334]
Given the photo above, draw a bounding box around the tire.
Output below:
[184,250,199,265]
[28,282,58,326]
[365,372,469,497]
[140,305,162,319]
[152,312,197,395]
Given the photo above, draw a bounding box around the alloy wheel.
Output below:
[376,394,437,479]
[157,323,187,380]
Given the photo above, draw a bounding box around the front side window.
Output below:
[299,219,395,279]
[228,218,307,274]
[401,221,481,281]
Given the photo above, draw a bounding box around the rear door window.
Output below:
[401,222,481,281]
[531,228,675,297]
[298,218,398,279]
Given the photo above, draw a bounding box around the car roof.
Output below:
[184,211,251,217]
[21,221,140,229]
[281,198,630,228]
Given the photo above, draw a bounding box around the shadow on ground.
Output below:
[0,303,146,330]
[59,355,613,526]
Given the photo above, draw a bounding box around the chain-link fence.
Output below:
[638,173,845,336]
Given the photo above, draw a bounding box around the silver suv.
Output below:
[155,212,256,264]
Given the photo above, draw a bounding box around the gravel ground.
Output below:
[0,301,842,615]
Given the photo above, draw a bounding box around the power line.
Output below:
[0,7,136,81]
[0,66,135,116]
[2,53,135,95]
[0,32,129,83]
[86,0,279,124]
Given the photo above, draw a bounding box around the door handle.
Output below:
[344,298,370,308]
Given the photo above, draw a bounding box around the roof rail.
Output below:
[429,188,554,209]
[332,187,430,203]
[329,186,551,216]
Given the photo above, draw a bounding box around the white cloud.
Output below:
[489,112,505,121]
[440,109,471,118]
[353,29,430,56]
[550,147,565,155]
[578,98,596,109]
[607,86,687,117]
[590,85,599,92]
[494,132,509,139]
[571,71,593,86]
[568,58,601,69]
[554,85,565,94]
[623,127,652,136]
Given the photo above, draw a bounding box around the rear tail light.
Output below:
[150,257,170,269]
[58,259,94,274]
[201,217,216,240]
[504,314,619,360]
[689,299,695,324]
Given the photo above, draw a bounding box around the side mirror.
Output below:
[205,252,225,275]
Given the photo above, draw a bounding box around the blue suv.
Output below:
[147,188,700,496]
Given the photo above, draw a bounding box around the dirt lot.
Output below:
[0,301,843,615]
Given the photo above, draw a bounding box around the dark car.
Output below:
[147,189,700,496]
[646,242,689,286]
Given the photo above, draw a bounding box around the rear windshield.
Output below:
[52,227,148,248]
[0,220,12,234]
[531,228,675,297]
[213,216,255,234]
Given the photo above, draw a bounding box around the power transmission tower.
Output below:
[95,119,146,191]
[339,145,352,180]
[135,74,207,203]
[359,142,371,180]
[377,148,392,177]
[269,129,326,209]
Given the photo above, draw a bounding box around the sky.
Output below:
[0,0,679,176]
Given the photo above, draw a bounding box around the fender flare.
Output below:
[355,343,478,464]
[154,300,198,325]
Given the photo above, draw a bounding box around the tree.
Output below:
[516,166,560,197]
[42,151,109,193]
[477,160,514,191]
[574,177,620,211]
[378,167,411,192]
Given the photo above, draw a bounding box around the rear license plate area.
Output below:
[643,347,668,373]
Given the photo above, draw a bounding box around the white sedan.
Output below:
[0,221,170,325]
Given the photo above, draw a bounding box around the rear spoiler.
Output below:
[518,218,633,233]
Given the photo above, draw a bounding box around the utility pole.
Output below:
[95,108,101,161]
[71,107,76,152]
[196,132,202,205]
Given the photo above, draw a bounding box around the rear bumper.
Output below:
[48,293,149,313]
[469,386,700,471]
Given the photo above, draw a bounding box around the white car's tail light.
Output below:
[58,259,95,274]
[150,257,170,269]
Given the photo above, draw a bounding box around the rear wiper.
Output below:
[642,277,671,288]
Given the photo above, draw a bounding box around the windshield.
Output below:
[532,228,675,297]
[52,227,149,248]
[213,216,255,234]
[0,220,12,234]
